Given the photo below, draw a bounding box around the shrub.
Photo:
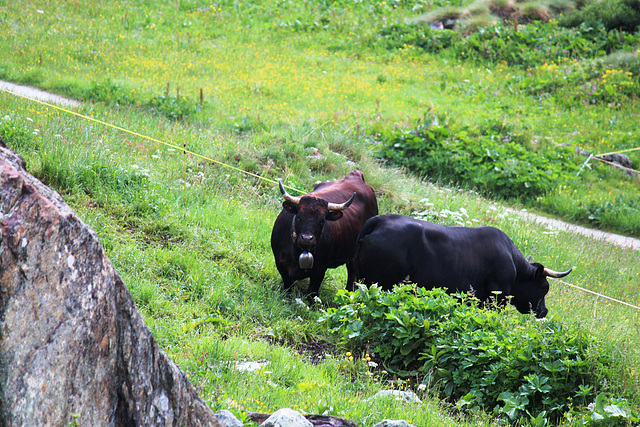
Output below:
[147,94,203,121]
[376,120,579,201]
[577,195,640,235]
[558,0,640,33]
[376,24,463,53]
[378,20,640,69]
[320,284,629,423]
[82,79,135,105]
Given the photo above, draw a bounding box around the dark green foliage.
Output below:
[559,0,640,33]
[461,22,624,67]
[320,284,633,423]
[82,79,135,105]
[378,20,640,69]
[569,393,640,425]
[377,120,579,201]
[148,94,203,121]
[377,24,463,53]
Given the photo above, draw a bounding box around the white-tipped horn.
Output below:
[327,192,356,211]
[544,267,572,278]
[279,180,301,205]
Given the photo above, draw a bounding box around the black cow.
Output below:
[271,170,378,296]
[354,215,572,318]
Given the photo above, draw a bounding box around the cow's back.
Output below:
[311,170,377,212]
[313,170,378,266]
[355,215,519,292]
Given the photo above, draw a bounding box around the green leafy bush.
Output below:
[379,20,640,69]
[377,24,463,53]
[569,393,640,426]
[82,79,135,105]
[377,120,578,201]
[148,94,203,121]
[320,284,626,423]
[464,21,638,67]
[558,0,640,33]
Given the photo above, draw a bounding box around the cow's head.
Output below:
[512,263,572,318]
[279,181,355,268]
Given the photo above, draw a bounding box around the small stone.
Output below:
[260,408,313,427]
[213,410,244,427]
[373,420,416,427]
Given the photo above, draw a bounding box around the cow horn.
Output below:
[327,192,356,211]
[279,180,301,205]
[543,267,572,278]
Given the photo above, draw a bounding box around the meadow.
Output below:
[1,0,640,425]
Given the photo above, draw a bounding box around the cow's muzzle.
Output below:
[299,252,314,270]
[298,233,316,248]
[535,300,548,319]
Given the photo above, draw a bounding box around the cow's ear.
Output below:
[283,201,298,214]
[326,210,344,221]
[532,262,545,278]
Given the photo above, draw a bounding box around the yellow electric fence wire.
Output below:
[0,88,307,194]
[552,278,640,311]
[593,156,640,175]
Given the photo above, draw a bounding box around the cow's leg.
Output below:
[345,260,356,292]
[276,263,296,292]
[305,271,326,299]
[282,277,295,292]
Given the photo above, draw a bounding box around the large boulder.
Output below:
[0,141,227,425]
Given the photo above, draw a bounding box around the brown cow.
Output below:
[271,170,378,296]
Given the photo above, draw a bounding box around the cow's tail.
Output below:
[354,215,380,283]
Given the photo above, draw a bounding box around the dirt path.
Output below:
[0,80,81,107]
[513,209,640,251]
[2,80,639,251]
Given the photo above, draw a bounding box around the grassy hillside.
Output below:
[1,0,640,425]
[2,0,639,236]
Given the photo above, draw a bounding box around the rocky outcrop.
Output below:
[0,143,224,425]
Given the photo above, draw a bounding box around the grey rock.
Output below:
[249,412,359,427]
[601,153,633,169]
[575,147,591,157]
[214,410,244,427]
[260,408,314,427]
[373,420,416,427]
[0,144,226,425]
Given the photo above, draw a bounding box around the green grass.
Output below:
[4,0,638,235]
[2,0,640,425]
